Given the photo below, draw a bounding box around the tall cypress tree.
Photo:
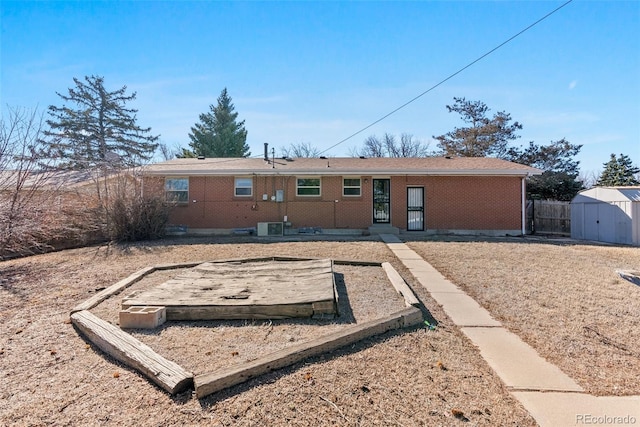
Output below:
[186,88,250,158]
[596,153,640,186]
[43,75,159,169]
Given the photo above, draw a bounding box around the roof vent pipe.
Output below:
[264,143,269,162]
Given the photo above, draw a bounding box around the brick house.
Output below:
[143,156,541,236]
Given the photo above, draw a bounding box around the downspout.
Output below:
[521,176,527,236]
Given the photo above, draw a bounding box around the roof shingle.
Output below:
[144,157,542,176]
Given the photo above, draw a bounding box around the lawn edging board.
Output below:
[69,257,424,397]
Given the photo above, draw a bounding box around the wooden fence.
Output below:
[526,200,571,235]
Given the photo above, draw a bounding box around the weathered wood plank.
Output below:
[381,262,420,307]
[332,259,383,267]
[123,281,334,307]
[165,304,316,320]
[72,266,156,313]
[199,256,381,268]
[312,300,336,314]
[153,261,205,270]
[124,259,336,312]
[194,306,422,398]
[71,310,193,394]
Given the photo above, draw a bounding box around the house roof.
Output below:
[1,168,140,191]
[572,186,640,203]
[144,157,542,177]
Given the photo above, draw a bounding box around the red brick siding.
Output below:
[391,176,522,230]
[144,174,523,230]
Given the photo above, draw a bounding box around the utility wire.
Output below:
[318,0,574,156]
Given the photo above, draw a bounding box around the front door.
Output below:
[373,179,390,223]
[407,187,424,231]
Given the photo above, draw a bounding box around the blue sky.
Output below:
[2,0,639,177]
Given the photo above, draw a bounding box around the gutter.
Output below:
[521,176,527,236]
[143,168,542,177]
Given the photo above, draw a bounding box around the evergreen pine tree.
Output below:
[506,139,584,200]
[187,88,250,157]
[433,97,522,158]
[596,154,640,186]
[43,75,159,169]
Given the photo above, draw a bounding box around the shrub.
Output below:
[107,194,169,242]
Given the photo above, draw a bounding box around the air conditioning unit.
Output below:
[257,222,284,236]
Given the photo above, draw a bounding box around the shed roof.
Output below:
[572,186,640,203]
[144,156,542,177]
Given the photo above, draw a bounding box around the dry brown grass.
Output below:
[9,235,627,425]
[407,236,640,396]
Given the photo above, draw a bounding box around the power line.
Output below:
[319,0,574,156]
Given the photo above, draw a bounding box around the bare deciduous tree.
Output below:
[280,142,321,158]
[0,107,92,257]
[156,141,181,161]
[350,133,430,158]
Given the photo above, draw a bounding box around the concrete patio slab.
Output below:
[428,292,501,327]
[461,327,584,392]
[512,392,640,427]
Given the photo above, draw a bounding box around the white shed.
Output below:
[571,187,640,246]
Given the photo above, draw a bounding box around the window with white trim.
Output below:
[296,177,321,196]
[234,177,253,196]
[165,177,188,203]
[343,178,361,196]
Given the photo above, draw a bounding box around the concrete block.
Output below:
[119,306,167,329]
[401,307,424,327]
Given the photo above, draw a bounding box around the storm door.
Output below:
[373,179,390,223]
[407,187,424,231]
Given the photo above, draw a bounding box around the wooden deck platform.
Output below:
[122,258,337,320]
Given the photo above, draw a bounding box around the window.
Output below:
[296,177,321,196]
[343,178,361,196]
[235,177,253,196]
[165,177,188,203]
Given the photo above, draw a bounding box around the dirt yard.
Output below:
[1,234,636,426]
[407,236,640,396]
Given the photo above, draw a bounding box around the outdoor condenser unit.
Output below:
[257,222,284,236]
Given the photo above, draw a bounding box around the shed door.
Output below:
[584,204,599,241]
[407,187,424,231]
[584,203,620,243]
[598,204,618,243]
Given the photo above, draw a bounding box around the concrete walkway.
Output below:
[380,234,640,427]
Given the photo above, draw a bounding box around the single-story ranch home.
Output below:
[143,155,541,236]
